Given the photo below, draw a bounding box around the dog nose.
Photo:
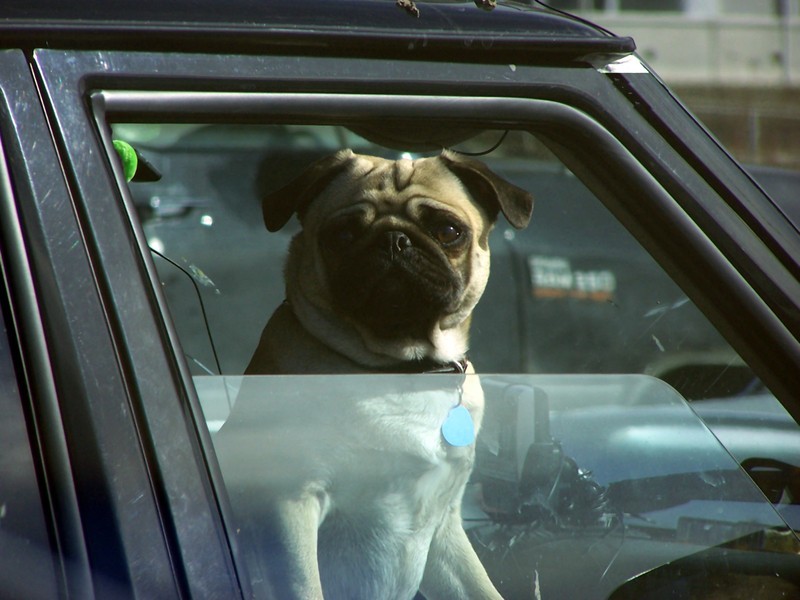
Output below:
[387,231,412,257]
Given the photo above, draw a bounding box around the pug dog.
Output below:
[219,149,532,599]
[245,149,532,376]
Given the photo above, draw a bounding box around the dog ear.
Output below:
[261,149,355,232]
[438,150,533,229]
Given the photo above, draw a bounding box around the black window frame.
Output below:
[1,49,241,597]
[0,120,65,600]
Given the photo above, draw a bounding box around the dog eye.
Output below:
[323,222,359,248]
[432,222,462,246]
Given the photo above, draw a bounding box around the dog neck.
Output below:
[286,292,471,371]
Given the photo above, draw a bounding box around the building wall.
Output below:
[568,3,800,168]
[575,11,799,85]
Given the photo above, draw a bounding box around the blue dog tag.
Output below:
[441,405,475,447]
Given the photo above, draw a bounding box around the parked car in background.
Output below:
[2,0,799,597]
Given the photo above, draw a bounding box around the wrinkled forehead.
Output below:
[326,154,467,207]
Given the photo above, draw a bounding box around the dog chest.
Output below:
[300,390,476,599]
[216,377,483,599]
[317,445,473,600]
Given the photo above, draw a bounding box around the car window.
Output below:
[109,119,800,597]
[113,123,753,392]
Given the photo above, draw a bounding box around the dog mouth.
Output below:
[326,229,464,339]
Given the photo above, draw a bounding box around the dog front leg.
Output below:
[419,506,503,600]
[259,492,327,600]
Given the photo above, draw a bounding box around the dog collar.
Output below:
[386,358,469,375]
[421,358,468,374]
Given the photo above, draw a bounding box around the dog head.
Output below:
[261,149,532,366]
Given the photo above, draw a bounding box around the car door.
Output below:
[0,49,241,598]
[23,42,800,597]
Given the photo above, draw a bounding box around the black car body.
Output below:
[1,1,800,598]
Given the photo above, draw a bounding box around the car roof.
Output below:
[1,0,635,63]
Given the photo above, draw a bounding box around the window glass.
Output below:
[116,124,753,396]
[113,120,800,598]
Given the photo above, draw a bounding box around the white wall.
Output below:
[569,1,800,168]
[577,13,800,86]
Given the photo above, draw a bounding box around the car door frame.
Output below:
[0,48,243,598]
[20,45,800,593]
